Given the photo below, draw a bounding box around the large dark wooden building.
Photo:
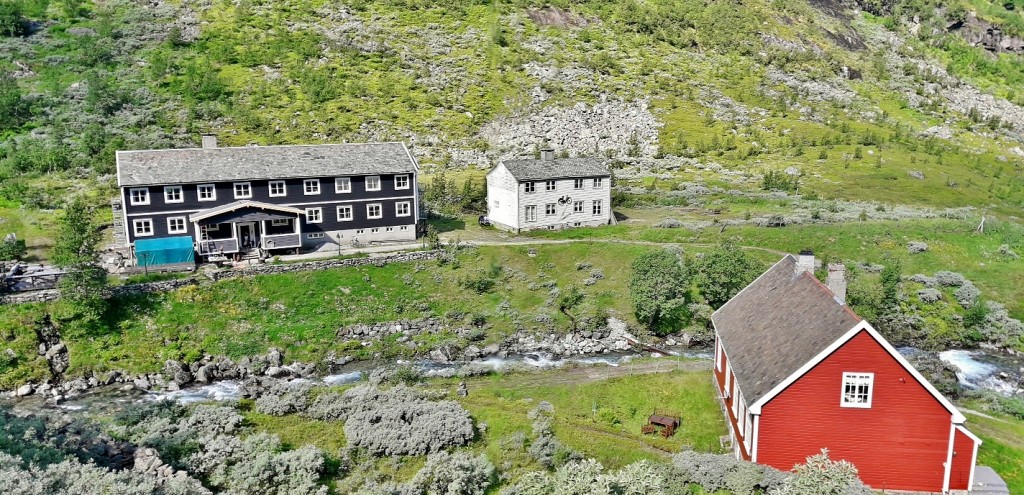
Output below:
[115,137,420,260]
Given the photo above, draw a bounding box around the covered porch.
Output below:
[190,200,304,257]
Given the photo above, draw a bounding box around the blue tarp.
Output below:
[135,236,195,266]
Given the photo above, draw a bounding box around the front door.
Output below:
[238,223,255,249]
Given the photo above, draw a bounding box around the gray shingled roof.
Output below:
[117,142,417,187]
[500,158,610,181]
[712,255,862,405]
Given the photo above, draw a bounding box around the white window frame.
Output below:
[716,340,723,372]
[370,227,379,233]
[269,180,287,198]
[394,174,410,190]
[365,175,381,192]
[306,233,324,239]
[367,203,383,219]
[129,188,150,206]
[400,226,408,231]
[356,229,364,234]
[305,207,322,224]
[545,180,556,191]
[386,227,393,232]
[197,184,216,202]
[525,205,537,222]
[841,372,874,408]
[163,186,183,204]
[593,177,604,188]
[133,218,154,237]
[395,201,411,217]
[724,363,732,398]
[573,201,584,213]
[574,178,585,189]
[524,182,535,194]
[337,205,353,222]
[271,218,289,227]
[303,179,320,195]
[335,177,352,193]
[233,182,252,199]
[592,200,603,215]
[166,216,187,234]
[545,203,556,216]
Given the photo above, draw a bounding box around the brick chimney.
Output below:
[540,145,554,161]
[201,134,218,149]
[828,263,847,305]
[796,250,815,275]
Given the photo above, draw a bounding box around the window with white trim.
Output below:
[335,177,351,193]
[233,182,252,199]
[545,180,556,191]
[395,201,410,217]
[545,203,556,216]
[197,184,216,202]
[365,176,381,191]
[592,200,603,215]
[133,219,154,237]
[271,218,290,226]
[724,364,732,397]
[167,217,187,234]
[269,180,287,197]
[841,373,874,408]
[367,203,382,219]
[593,177,604,188]
[574,178,585,189]
[305,208,322,224]
[307,233,324,239]
[524,182,535,193]
[573,201,584,213]
[164,186,183,204]
[386,227,393,232]
[400,226,408,231]
[356,229,364,234]
[394,175,409,190]
[370,228,379,233]
[303,179,320,195]
[716,340,723,371]
[129,188,150,206]
[337,205,353,221]
[524,205,537,222]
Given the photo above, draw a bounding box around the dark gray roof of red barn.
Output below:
[500,158,610,181]
[712,255,862,405]
[117,142,417,187]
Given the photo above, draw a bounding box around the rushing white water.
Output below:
[939,350,1019,396]
[322,371,363,386]
[145,380,243,404]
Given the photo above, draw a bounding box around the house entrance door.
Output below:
[238,223,257,249]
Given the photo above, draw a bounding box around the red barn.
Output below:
[712,252,981,493]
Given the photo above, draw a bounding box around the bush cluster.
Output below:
[670,451,787,495]
[339,386,475,456]
[526,402,580,469]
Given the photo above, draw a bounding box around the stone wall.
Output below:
[0,251,440,305]
[208,250,440,281]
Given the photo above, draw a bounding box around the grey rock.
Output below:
[16,384,33,397]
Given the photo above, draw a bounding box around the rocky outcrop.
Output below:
[949,12,1024,54]
[34,314,69,378]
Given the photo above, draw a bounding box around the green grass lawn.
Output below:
[963,409,1024,494]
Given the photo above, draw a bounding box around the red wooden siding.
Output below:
[757,330,953,492]
[949,427,975,490]
[713,336,751,461]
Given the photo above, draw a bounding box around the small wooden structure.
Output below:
[2,264,66,292]
[642,409,681,438]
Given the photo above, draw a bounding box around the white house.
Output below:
[486,149,612,232]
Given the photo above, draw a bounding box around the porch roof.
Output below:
[190,200,304,223]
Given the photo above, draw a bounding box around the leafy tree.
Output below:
[696,241,760,308]
[52,198,107,326]
[558,284,585,331]
[0,71,28,131]
[0,1,26,37]
[879,256,902,310]
[630,249,689,334]
[0,235,27,261]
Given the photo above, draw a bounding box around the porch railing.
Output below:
[261,233,301,250]
[197,238,239,255]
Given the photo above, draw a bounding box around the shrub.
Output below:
[526,403,580,469]
[762,170,799,192]
[697,241,761,308]
[670,451,787,494]
[342,386,475,456]
[255,381,314,416]
[916,288,942,303]
[934,271,966,287]
[630,248,690,334]
[503,459,668,495]
[411,451,496,495]
[656,218,684,228]
[0,235,26,260]
[953,281,981,307]
[0,2,26,37]
[774,449,872,495]
[907,241,928,254]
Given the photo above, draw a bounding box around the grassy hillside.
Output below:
[0,0,1023,257]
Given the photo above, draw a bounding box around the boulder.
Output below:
[16,384,33,397]
[267,348,284,367]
